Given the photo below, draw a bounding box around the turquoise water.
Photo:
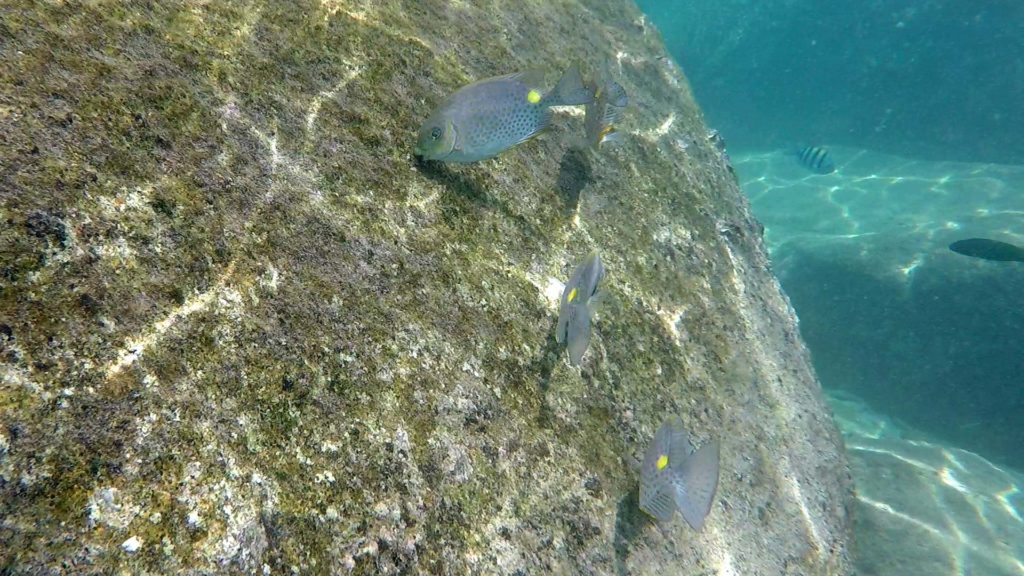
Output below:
[638,2,1024,573]
[635,1,1024,163]
[830,390,1024,576]
[739,148,1024,574]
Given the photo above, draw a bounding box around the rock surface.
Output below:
[0,1,853,573]
[830,392,1024,576]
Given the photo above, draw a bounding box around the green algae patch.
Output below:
[0,0,854,574]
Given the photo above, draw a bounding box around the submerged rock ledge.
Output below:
[0,1,853,573]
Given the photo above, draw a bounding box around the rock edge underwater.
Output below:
[0,0,854,574]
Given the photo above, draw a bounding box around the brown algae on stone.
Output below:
[0,0,854,574]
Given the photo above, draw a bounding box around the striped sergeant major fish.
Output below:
[793,145,836,174]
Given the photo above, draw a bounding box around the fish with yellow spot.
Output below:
[415,65,594,163]
[556,252,605,366]
[639,416,720,530]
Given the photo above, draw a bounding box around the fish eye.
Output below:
[430,126,443,140]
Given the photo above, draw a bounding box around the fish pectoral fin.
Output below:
[502,69,546,88]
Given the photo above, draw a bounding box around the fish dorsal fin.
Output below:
[499,69,545,89]
[673,439,720,531]
[466,70,545,100]
[665,417,693,465]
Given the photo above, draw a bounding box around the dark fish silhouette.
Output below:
[949,238,1024,262]
[793,145,835,174]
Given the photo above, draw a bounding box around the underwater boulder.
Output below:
[0,0,853,573]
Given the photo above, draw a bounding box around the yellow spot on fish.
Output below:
[656,454,669,470]
[526,89,542,104]
[567,287,578,303]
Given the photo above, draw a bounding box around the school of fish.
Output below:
[415,64,721,530]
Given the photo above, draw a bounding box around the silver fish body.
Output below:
[639,416,720,530]
[416,66,593,163]
[556,252,605,366]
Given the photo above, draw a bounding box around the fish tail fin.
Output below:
[566,303,593,366]
[546,64,595,106]
[672,439,720,531]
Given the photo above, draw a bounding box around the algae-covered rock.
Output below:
[0,1,853,573]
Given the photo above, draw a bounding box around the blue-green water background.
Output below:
[636,0,1024,470]
[636,0,1024,163]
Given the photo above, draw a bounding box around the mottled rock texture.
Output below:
[0,1,853,574]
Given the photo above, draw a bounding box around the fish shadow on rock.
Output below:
[556,148,593,215]
[415,156,541,238]
[533,322,564,429]
[532,314,602,430]
[614,486,653,576]
[414,157,492,208]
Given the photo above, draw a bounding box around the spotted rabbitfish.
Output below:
[415,65,594,163]
[794,145,836,174]
[556,252,605,366]
[639,416,720,530]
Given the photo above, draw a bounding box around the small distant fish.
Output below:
[639,416,720,530]
[583,78,628,149]
[706,129,727,153]
[556,252,605,366]
[949,238,1024,262]
[793,145,836,174]
[415,65,594,163]
[707,128,736,177]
